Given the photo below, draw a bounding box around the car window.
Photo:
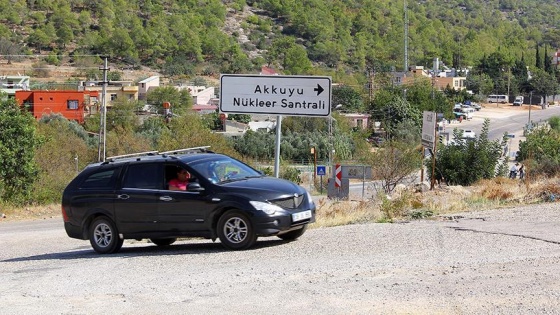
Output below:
[190,157,261,183]
[79,167,120,189]
[122,163,163,189]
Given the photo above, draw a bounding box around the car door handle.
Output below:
[160,196,173,202]
[117,194,129,200]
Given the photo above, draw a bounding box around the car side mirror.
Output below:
[187,182,205,192]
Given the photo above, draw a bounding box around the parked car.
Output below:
[453,108,473,120]
[513,96,524,106]
[61,147,316,253]
[367,136,385,147]
[464,101,482,111]
[461,129,476,138]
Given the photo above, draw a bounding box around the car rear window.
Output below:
[79,168,119,189]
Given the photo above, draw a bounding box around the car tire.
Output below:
[150,238,177,246]
[217,210,257,250]
[89,217,123,254]
[278,225,307,241]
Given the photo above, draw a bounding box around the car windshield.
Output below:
[189,157,263,184]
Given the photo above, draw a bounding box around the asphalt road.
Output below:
[451,104,560,152]
[1,204,560,315]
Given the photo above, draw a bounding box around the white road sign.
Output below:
[422,111,436,150]
[220,74,332,116]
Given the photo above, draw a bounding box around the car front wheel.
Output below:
[89,217,123,254]
[217,210,257,250]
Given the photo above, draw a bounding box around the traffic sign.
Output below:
[316,165,326,176]
[335,164,342,188]
[220,74,332,117]
[421,111,436,150]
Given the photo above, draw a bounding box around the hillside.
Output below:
[1,0,560,83]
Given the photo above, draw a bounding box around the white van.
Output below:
[513,96,524,106]
[487,94,508,103]
[462,107,474,119]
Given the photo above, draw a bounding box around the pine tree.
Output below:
[536,44,543,69]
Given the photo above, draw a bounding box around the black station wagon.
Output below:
[62,147,316,254]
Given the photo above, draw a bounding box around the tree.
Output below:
[332,85,364,112]
[0,98,39,205]
[56,25,74,49]
[33,116,96,204]
[430,119,506,186]
[517,121,560,177]
[27,29,51,53]
[529,68,559,99]
[365,141,422,193]
[146,86,192,114]
[282,44,312,74]
[535,44,542,69]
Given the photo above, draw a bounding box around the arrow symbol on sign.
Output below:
[314,84,324,96]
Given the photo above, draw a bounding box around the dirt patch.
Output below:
[0,204,61,222]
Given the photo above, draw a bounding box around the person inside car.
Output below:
[169,169,192,191]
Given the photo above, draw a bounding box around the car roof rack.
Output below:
[159,146,212,156]
[106,150,159,161]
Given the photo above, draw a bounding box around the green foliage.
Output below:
[106,99,142,132]
[135,116,167,148]
[548,116,560,132]
[378,191,415,222]
[146,86,193,114]
[44,53,60,65]
[431,119,506,186]
[229,114,251,124]
[280,166,302,184]
[332,85,364,112]
[0,99,39,205]
[32,117,96,204]
[4,0,560,78]
[517,123,560,177]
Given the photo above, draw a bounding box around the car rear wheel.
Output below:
[150,238,177,246]
[89,217,123,254]
[277,225,308,241]
[217,210,257,250]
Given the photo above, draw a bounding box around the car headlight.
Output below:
[307,191,315,206]
[249,201,283,215]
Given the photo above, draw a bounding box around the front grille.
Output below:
[271,194,304,209]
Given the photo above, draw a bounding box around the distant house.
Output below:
[248,120,276,132]
[392,66,467,91]
[183,86,215,105]
[79,80,138,108]
[15,90,99,123]
[192,104,218,114]
[138,76,160,100]
[341,113,370,130]
[0,75,30,97]
[260,66,279,75]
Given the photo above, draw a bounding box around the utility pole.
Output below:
[97,57,109,162]
[528,91,533,129]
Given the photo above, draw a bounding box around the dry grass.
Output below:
[312,176,560,227]
[2,177,560,225]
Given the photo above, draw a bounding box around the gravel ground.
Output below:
[1,203,560,315]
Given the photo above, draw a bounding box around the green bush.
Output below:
[429,119,506,185]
